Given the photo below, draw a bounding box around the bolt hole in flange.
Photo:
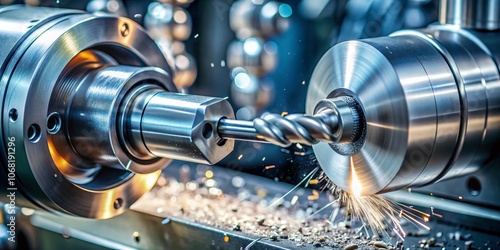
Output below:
[133,231,140,243]
[46,112,61,134]
[113,198,123,209]
[202,122,213,139]
[467,177,481,196]
[120,23,129,36]
[27,124,41,143]
[9,108,18,122]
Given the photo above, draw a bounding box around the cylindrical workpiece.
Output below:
[0,6,174,218]
[307,26,500,195]
[130,91,235,165]
[439,0,500,30]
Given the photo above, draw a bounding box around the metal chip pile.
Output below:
[133,176,400,249]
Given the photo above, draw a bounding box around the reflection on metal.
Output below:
[0,4,498,246]
[29,211,289,250]
[0,6,175,219]
[31,214,135,250]
[307,24,500,195]
[384,191,500,221]
[439,0,500,30]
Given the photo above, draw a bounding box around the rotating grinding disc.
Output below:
[306,37,460,195]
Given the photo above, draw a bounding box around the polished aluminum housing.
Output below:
[307,26,500,195]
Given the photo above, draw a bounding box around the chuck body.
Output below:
[0,6,233,218]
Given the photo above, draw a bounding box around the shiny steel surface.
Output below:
[0,6,173,218]
[132,91,235,165]
[0,5,294,219]
[218,112,339,147]
[0,3,498,223]
[307,25,500,195]
[0,6,242,218]
[439,0,500,30]
[393,27,500,180]
[216,96,364,147]
[252,113,337,147]
[307,35,460,195]
[217,119,262,142]
[56,65,174,179]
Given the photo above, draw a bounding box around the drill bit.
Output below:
[217,96,362,148]
[217,111,340,147]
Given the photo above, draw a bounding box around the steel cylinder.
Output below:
[0,5,236,218]
[127,91,234,165]
[439,0,500,30]
[0,6,175,218]
[307,25,500,195]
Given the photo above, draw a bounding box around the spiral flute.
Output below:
[218,96,360,147]
[252,113,339,147]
